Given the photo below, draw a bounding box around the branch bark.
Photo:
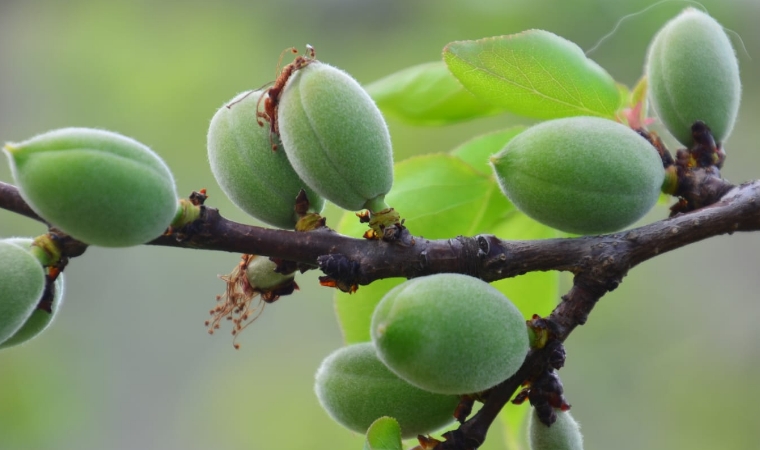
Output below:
[2,172,758,449]
[5,178,756,283]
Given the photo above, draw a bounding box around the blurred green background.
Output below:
[1,0,759,449]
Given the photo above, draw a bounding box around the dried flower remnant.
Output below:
[256,45,317,148]
[205,254,297,349]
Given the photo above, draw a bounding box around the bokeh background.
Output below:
[1,1,759,449]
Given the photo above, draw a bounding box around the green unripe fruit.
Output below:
[4,128,178,247]
[207,91,325,228]
[371,274,529,395]
[529,409,584,450]
[646,8,741,145]
[490,117,664,235]
[0,238,64,349]
[278,62,394,212]
[245,255,294,290]
[0,241,46,346]
[314,343,459,438]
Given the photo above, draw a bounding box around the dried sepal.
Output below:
[206,254,297,349]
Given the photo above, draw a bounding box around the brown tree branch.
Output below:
[2,177,759,284]
[0,181,45,223]
[3,171,758,450]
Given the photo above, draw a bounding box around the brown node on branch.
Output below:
[167,190,208,241]
[256,45,317,151]
[436,429,483,450]
[527,314,561,350]
[294,189,327,232]
[190,188,208,206]
[355,210,371,224]
[206,254,297,349]
[454,396,476,424]
[317,253,360,293]
[318,276,358,294]
[512,367,570,427]
[669,121,733,215]
[412,435,443,450]
[36,269,59,314]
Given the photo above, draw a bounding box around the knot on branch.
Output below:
[512,367,571,426]
[666,121,734,214]
[317,253,360,293]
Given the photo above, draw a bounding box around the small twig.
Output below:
[0,181,45,223]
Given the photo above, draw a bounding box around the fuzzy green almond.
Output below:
[371,274,529,395]
[646,8,741,145]
[245,255,295,290]
[314,342,459,439]
[207,90,325,229]
[0,238,65,349]
[0,241,46,346]
[491,117,664,235]
[278,62,394,212]
[4,128,178,247]
[529,409,584,450]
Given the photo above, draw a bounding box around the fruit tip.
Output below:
[2,142,18,154]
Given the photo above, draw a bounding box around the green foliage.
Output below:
[207,90,325,229]
[363,416,403,450]
[314,342,460,439]
[0,241,45,345]
[451,127,526,176]
[371,273,530,395]
[491,117,664,234]
[366,61,504,125]
[646,8,741,146]
[0,238,64,349]
[4,128,178,247]
[279,62,394,212]
[529,409,583,450]
[443,31,621,120]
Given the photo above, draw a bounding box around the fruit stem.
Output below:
[30,234,62,266]
[661,166,678,195]
[171,199,201,229]
[2,143,18,154]
[363,195,390,214]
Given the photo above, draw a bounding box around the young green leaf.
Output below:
[363,416,403,450]
[444,31,621,119]
[365,61,503,125]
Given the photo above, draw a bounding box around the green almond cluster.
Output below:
[4,128,178,247]
[529,409,584,450]
[314,342,459,438]
[207,90,325,229]
[646,8,741,146]
[0,240,47,347]
[278,62,394,213]
[0,238,65,349]
[491,117,664,235]
[371,273,529,395]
